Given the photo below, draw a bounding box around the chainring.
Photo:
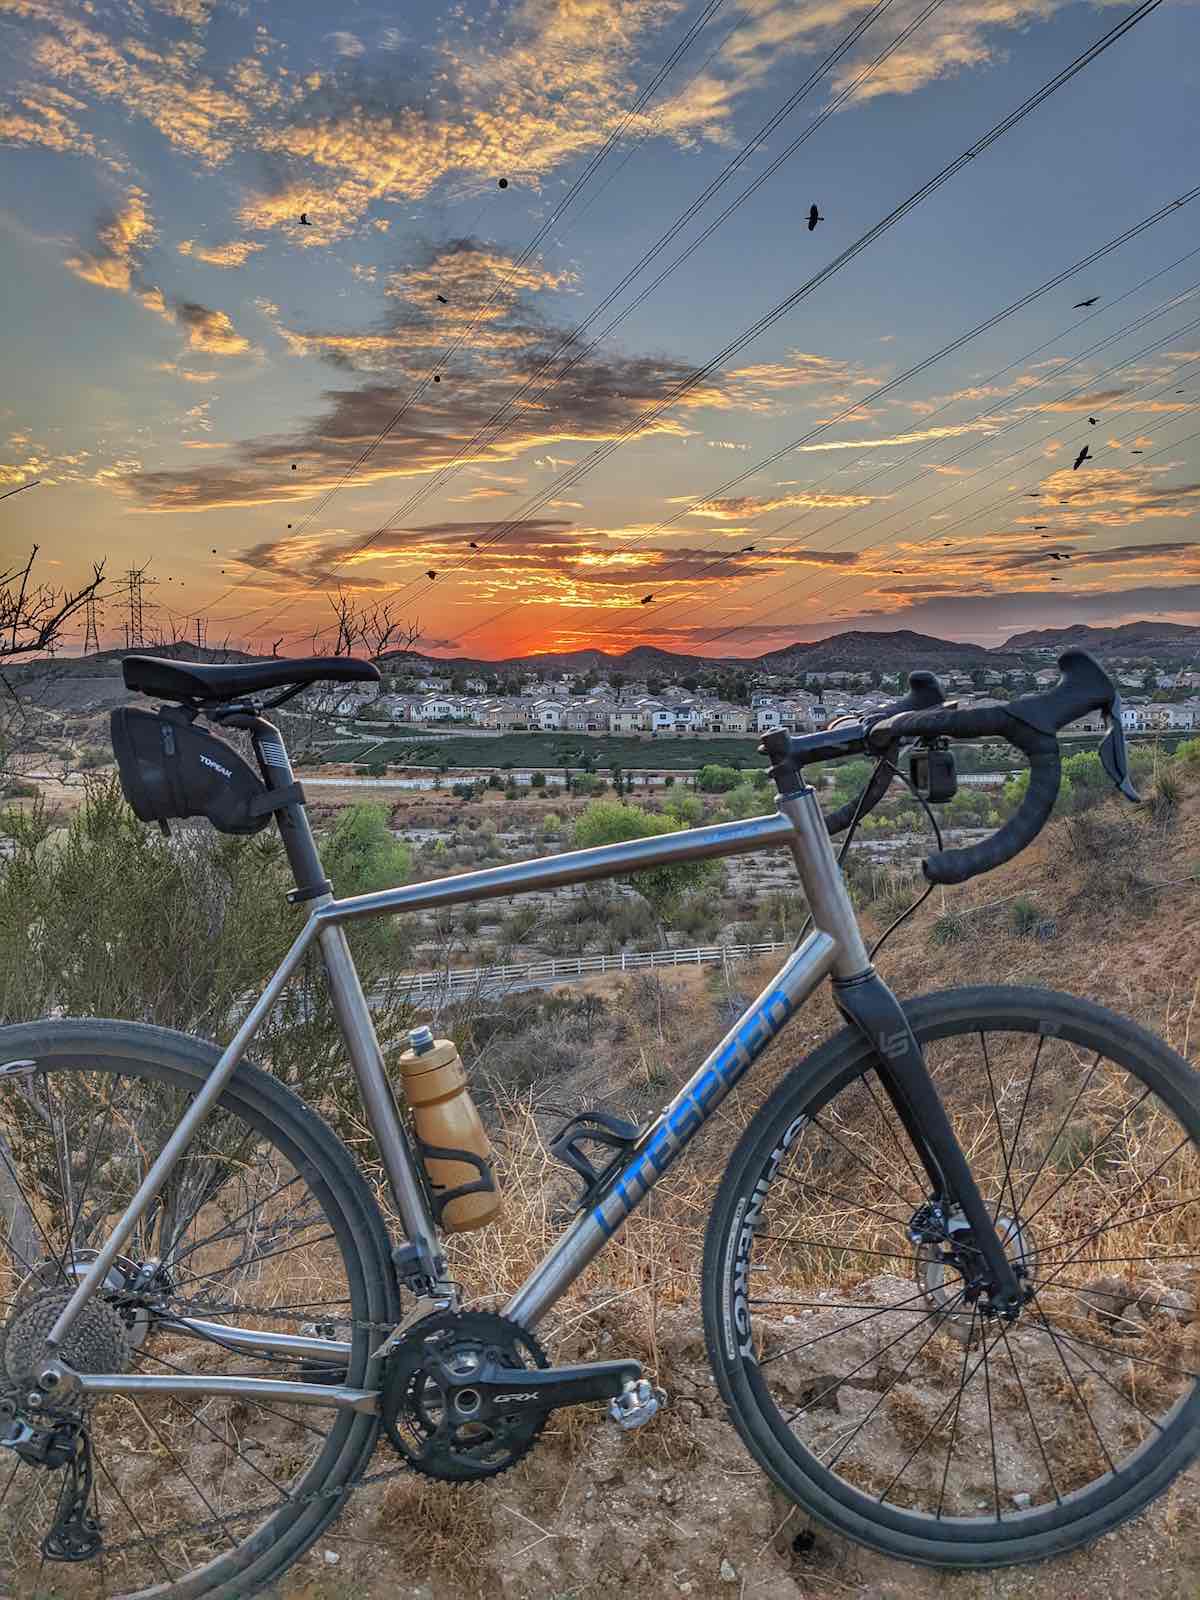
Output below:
[380,1310,549,1482]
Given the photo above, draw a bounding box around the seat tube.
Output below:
[247,717,329,900]
[318,923,445,1284]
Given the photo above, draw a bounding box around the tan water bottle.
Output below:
[397,1026,501,1232]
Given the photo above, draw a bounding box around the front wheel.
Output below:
[702,986,1200,1568]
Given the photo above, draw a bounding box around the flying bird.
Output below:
[291,463,297,470]
[436,294,448,304]
[1131,449,1144,454]
[426,570,437,580]
[469,541,480,548]
[1033,525,1048,530]
[433,374,442,383]
[1072,445,1091,470]
[1088,416,1098,425]
[299,213,312,226]
[807,204,823,232]
[1073,296,1099,309]
[641,594,654,605]
[1047,552,1070,561]
[1050,576,1060,582]
[498,177,509,189]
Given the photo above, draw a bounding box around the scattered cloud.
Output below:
[795,421,997,453]
[324,31,365,58]
[675,489,879,520]
[64,187,153,292]
[178,238,265,268]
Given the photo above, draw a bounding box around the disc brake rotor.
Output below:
[915,1213,1039,1344]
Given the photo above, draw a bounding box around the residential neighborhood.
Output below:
[316,659,1200,741]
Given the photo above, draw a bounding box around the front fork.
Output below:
[834,971,1025,1316]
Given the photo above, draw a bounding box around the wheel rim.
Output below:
[0,1053,381,1597]
[726,1011,1200,1539]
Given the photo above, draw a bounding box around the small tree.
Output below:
[572,799,717,930]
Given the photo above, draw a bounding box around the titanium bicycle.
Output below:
[0,646,1196,1595]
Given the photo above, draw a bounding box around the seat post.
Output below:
[244,715,331,903]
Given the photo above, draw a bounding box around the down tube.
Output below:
[505,930,838,1332]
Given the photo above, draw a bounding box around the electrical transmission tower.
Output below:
[82,593,101,654]
[122,563,155,649]
[194,615,208,651]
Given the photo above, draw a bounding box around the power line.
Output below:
[180,0,734,632]
[316,0,923,558]
[692,342,1200,652]
[428,0,1172,652]
[598,261,1200,646]
[0,479,40,504]
[216,0,917,651]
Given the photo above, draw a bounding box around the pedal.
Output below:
[608,1377,666,1431]
[548,1111,640,1205]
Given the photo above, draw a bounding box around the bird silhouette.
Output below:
[211,547,217,554]
[1088,416,1098,425]
[1047,552,1071,561]
[469,541,479,549]
[498,177,509,189]
[299,213,311,226]
[1033,524,1048,530]
[426,570,437,580]
[433,374,441,383]
[1026,491,1041,498]
[1072,445,1091,470]
[1073,296,1099,309]
[807,204,823,232]
[1050,576,1060,582]
[641,594,654,605]
[291,463,297,470]
[1131,449,1144,454]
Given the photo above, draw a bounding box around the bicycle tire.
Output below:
[701,985,1200,1568]
[0,1017,400,1599]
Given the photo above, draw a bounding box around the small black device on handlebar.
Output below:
[761,649,1137,886]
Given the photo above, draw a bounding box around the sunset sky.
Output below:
[2,0,1199,660]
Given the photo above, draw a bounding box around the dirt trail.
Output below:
[277,1296,1200,1600]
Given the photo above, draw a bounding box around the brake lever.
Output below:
[1099,695,1139,802]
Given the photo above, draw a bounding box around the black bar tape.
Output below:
[867,704,1059,884]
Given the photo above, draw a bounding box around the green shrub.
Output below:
[1010,896,1040,937]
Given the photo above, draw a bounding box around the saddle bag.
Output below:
[110,706,278,835]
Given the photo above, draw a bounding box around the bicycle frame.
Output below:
[39,768,1016,1417]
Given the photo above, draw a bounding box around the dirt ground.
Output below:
[275,1299,1200,1600]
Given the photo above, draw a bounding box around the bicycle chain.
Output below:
[92,1293,459,1558]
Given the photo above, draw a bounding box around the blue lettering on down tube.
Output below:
[592,989,792,1237]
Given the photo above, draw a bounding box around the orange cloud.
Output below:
[178,238,264,268]
[64,187,154,291]
[676,489,879,519]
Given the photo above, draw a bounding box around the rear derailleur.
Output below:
[0,1407,101,1562]
[380,1309,665,1482]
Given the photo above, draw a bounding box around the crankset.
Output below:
[380,1310,646,1481]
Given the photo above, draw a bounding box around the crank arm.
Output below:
[470,1356,642,1412]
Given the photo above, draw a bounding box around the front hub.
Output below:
[911,1203,1039,1339]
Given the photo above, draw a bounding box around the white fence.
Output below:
[395,939,793,997]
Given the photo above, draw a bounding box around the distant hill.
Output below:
[758,629,1020,672]
[381,630,1021,677]
[1003,622,1200,655]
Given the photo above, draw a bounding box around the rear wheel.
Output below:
[702,986,1200,1567]
[0,1018,400,1598]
